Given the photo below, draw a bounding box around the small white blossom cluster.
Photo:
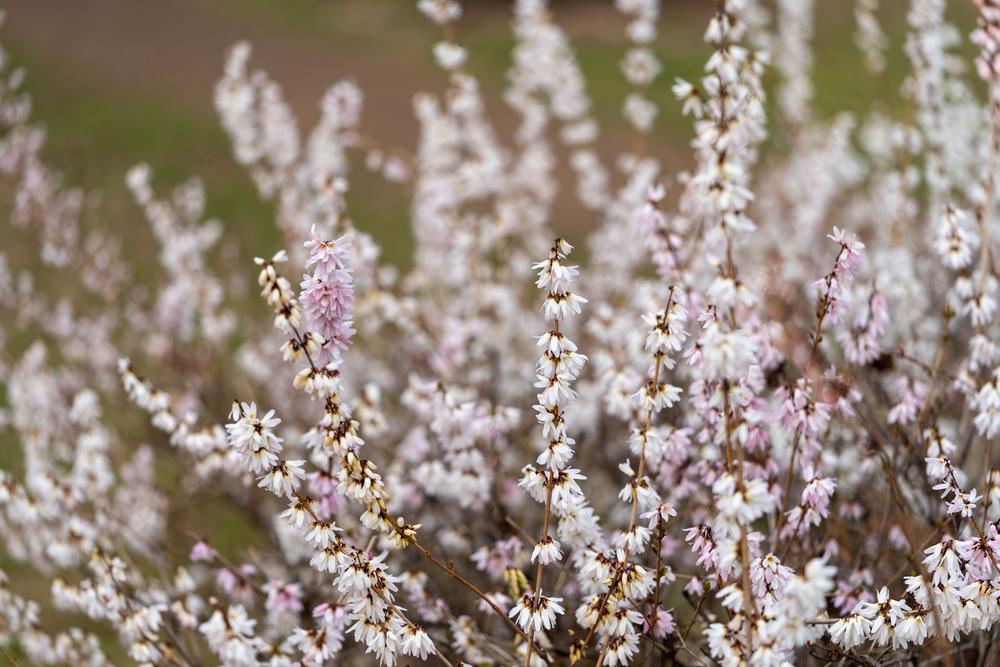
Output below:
[513,239,588,663]
[617,0,662,134]
[854,0,888,76]
[5,1,1000,665]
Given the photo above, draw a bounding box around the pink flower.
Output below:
[190,540,218,562]
[644,607,675,639]
[684,524,718,571]
[300,229,355,366]
[264,580,304,616]
[216,564,257,600]
[828,226,865,278]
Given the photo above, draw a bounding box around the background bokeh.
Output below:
[2,0,977,270]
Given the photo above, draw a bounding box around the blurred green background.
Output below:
[1,0,978,270]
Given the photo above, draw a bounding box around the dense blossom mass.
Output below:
[3,0,1000,664]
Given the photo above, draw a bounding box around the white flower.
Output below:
[543,292,588,321]
[829,613,870,649]
[946,489,981,517]
[935,205,977,269]
[605,629,640,666]
[226,402,283,458]
[534,373,578,408]
[310,548,341,574]
[531,536,563,565]
[399,625,434,659]
[924,456,951,480]
[966,291,997,327]
[641,503,678,530]
[536,436,574,471]
[707,275,756,309]
[700,327,758,381]
[280,497,314,529]
[672,78,702,116]
[306,521,341,549]
[509,593,564,632]
[974,405,1000,438]
[537,330,577,356]
[642,305,688,354]
[973,374,1000,437]
[433,42,467,71]
[895,612,930,648]
[258,460,306,497]
[624,93,657,132]
[550,468,587,511]
[714,474,774,524]
[534,258,580,294]
[621,48,661,86]
[631,380,683,413]
[417,0,461,24]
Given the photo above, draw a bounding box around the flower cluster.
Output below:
[515,239,588,662]
[4,1,1000,666]
[617,0,663,135]
[300,229,355,367]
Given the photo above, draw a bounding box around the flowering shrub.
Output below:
[3,0,1000,664]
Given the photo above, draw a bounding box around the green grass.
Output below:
[6,45,281,264]
[4,37,424,276]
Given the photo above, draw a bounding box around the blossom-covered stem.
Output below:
[771,428,802,546]
[522,479,555,667]
[979,84,997,294]
[630,352,662,529]
[292,494,446,664]
[385,600,455,667]
[526,317,563,651]
[646,519,666,635]
[807,245,847,372]
[519,239,587,663]
[943,466,1000,571]
[523,388,563,666]
[98,557,179,663]
[408,537,546,656]
[269,249,528,649]
[579,568,626,650]
[626,293,670,641]
[879,456,952,654]
[617,0,661,145]
[95,552,195,667]
[261,246,534,663]
[522,306,560,667]
[724,381,756,654]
